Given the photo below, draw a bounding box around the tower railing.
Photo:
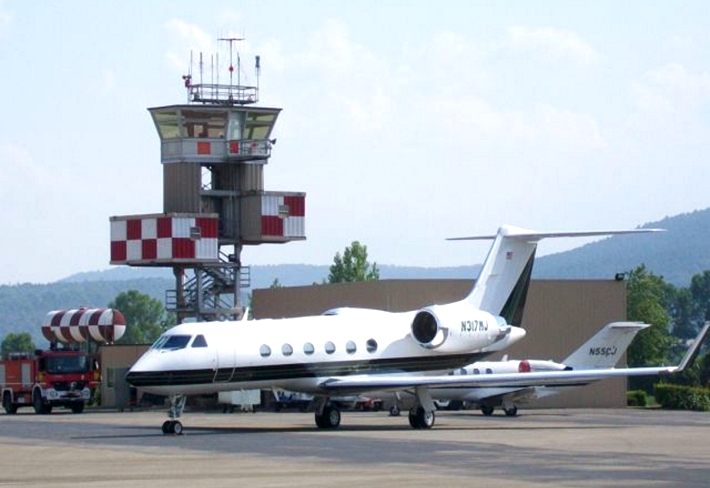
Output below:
[188,83,258,106]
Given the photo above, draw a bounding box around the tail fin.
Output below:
[562,322,649,369]
[449,226,663,325]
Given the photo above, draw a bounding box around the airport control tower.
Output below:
[110,39,305,323]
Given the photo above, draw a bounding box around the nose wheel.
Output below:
[162,419,184,435]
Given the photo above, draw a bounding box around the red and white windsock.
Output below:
[42,308,126,344]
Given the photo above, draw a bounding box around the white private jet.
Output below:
[386,321,708,417]
[126,225,663,434]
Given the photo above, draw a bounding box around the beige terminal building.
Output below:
[251,279,628,409]
[100,278,629,410]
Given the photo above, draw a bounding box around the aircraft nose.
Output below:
[124,352,163,388]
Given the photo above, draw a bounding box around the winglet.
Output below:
[673,321,710,373]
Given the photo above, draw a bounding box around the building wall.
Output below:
[98,344,149,408]
[253,279,628,408]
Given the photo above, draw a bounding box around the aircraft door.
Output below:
[213,345,236,383]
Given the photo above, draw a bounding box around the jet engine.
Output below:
[410,303,505,353]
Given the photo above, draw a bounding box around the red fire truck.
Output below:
[1,308,125,414]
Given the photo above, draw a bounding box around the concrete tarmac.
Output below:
[0,408,708,487]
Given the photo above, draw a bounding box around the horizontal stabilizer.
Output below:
[447,227,665,241]
[452,225,664,323]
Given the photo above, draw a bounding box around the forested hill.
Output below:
[533,209,710,286]
[3,208,710,343]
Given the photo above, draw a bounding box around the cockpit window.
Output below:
[154,335,192,350]
[192,335,208,348]
[151,335,169,349]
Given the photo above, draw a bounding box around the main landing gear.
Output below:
[480,404,518,417]
[314,403,341,429]
[162,394,186,435]
[408,406,435,429]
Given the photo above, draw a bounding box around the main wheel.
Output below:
[172,420,184,435]
[162,420,173,434]
[480,405,495,416]
[408,407,435,429]
[503,406,518,417]
[315,405,341,429]
[70,402,85,414]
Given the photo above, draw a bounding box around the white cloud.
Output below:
[164,19,215,72]
[290,19,395,133]
[505,26,600,66]
[279,21,605,150]
[417,95,605,151]
[0,3,11,33]
[650,63,710,102]
[103,69,116,91]
[632,63,710,114]
[0,143,58,190]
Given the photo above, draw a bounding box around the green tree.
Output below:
[109,290,173,344]
[626,265,676,392]
[670,287,696,340]
[689,270,710,336]
[1,332,35,359]
[626,265,674,367]
[327,241,380,283]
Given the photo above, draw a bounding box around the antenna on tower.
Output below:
[183,35,259,105]
[255,55,261,93]
[219,37,244,102]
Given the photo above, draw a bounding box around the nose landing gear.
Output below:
[161,394,187,435]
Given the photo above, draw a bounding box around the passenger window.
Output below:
[473,368,480,375]
[486,368,493,374]
[260,345,272,357]
[282,344,293,356]
[325,341,336,354]
[366,339,378,353]
[192,335,208,348]
[459,368,467,375]
[345,340,356,354]
[303,342,315,355]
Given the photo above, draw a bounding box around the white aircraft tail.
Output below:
[450,226,663,326]
[562,322,649,369]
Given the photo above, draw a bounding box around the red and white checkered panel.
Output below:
[42,308,126,344]
[110,214,218,264]
[261,194,306,238]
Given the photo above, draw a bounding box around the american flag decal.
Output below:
[506,251,514,260]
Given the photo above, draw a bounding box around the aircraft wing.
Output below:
[319,322,709,393]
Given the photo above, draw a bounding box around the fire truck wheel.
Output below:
[32,390,43,414]
[71,402,85,414]
[32,390,51,415]
[3,392,17,414]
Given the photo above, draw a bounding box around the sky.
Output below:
[1,1,709,284]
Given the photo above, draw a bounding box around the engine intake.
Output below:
[412,310,439,345]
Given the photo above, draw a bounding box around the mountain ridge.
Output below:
[4,207,710,344]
